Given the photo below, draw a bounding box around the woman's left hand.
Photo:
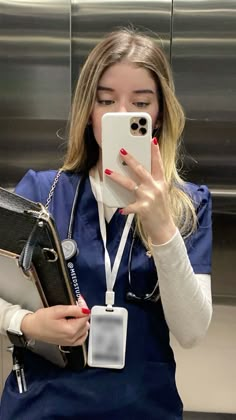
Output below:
[104,138,177,245]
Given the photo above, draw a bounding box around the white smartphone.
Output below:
[102,112,152,208]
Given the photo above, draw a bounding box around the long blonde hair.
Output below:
[63,28,197,246]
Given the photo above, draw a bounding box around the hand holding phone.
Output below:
[102,112,152,208]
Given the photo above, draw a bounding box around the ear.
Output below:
[152,119,162,138]
[154,119,162,130]
[155,114,163,129]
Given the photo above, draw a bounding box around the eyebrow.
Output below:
[97,86,114,92]
[133,89,155,94]
[97,86,155,94]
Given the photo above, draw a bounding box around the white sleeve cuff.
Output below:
[8,309,33,334]
[0,298,32,335]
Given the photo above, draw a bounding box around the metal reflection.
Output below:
[172,0,236,195]
[71,0,172,87]
[0,0,71,187]
[172,0,236,302]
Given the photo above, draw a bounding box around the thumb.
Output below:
[52,304,90,319]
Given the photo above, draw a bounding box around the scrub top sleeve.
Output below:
[14,169,57,204]
[14,169,42,202]
[185,184,212,274]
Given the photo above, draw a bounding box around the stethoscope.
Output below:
[59,173,160,303]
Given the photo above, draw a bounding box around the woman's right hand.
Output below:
[20,303,90,347]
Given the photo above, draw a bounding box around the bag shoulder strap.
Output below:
[44,169,63,210]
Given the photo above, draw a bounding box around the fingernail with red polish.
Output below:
[81,308,91,315]
[104,169,113,175]
[120,148,128,155]
[152,137,158,145]
[119,209,124,215]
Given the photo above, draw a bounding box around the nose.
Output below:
[117,102,128,113]
[118,106,128,113]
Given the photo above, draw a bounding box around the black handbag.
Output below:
[0,186,86,370]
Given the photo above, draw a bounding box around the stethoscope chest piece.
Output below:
[61,239,78,261]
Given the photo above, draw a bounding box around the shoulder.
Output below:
[182,182,211,212]
[25,169,59,187]
[183,183,212,273]
[15,169,56,201]
[15,169,80,203]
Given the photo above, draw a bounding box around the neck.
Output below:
[97,153,103,180]
[90,157,103,181]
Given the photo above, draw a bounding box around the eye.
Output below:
[134,102,149,108]
[97,99,115,105]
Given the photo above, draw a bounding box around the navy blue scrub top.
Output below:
[0,170,212,420]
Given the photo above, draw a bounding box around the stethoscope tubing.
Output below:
[58,173,160,303]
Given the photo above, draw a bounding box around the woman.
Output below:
[0,28,212,419]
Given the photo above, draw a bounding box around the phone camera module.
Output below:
[131,122,139,131]
[139,118,147,126]
[139,127,147,135]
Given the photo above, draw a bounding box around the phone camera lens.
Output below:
[139,118,146,126]
[131,122,139,130]
[139,127,147,135]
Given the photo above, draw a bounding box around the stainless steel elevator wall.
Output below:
[0,0,71,188]
[172,0,236,208]
[71,0,172,88]
[171,0,236,301]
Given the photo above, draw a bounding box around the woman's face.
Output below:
[91,61,160,149]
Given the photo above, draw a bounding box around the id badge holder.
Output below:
[88,305,128,369]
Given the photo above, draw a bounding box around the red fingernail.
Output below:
[119,209,124,215]
[104,169,113,175]
[120,148,128,155]
[81,308,90,315]
[152,137,158,145]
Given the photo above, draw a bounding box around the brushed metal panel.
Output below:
[212,213,236,301]
[172,0,236,197]
[0,0,71,188]
[172,305,236,413]
[172,1,236,300]
[71,0,172,89]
